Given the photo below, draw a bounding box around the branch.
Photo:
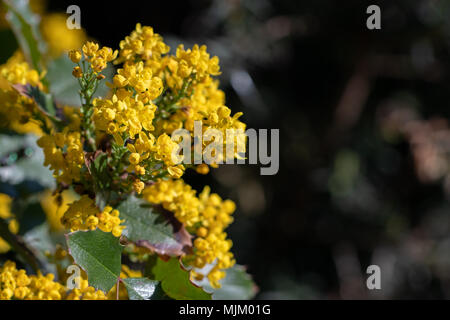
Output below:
[0,218,41,273]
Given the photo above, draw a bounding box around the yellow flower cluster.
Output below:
[0,261,108,300]
[125,131,185,184]
[0,194,19,254]
[61,195,125,237]
[37,129,84,184]
[0,51,44,134]
[175,79,247,165]
[212,112,246,164]
[143,180,236,288]
[111,60,163,101]
[65,278,108,300]
[91,35,188,183]
[143,179,201,227]
[0,258,147,300]
[93,90,158,138]
[162,44,221,90]
[0,20,246,294]
[192,186,236,288]
[154,134,185,176]
[147,43,245,167]
[89,24,246,183]
[81,42,118,73]
[0,261,66,300]
[180,78,225,123]
[0,52,41,87]
[117,23,170,64]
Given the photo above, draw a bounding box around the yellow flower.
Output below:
[129,153,140,165]
[93,93,157,138]
[144,180,236,287]
[85,215,99,230]
[0,261,66,300]
[175,44,221,81]
[68,49,82,63]
[167,165,184,178]
[196,164,210,175]
[143,179,201,227]
[37,129,84,185]
[0,23,247,292]
[82,41,99,57]
[154,133,184,167]
[61,196,125,237]
[0,50,43,134]
[72,66,82,78]
[1,57,41,87]
[117,23,170,64]
[133,179,145,194]
[207,267,226,289]
[0,261,109,300]
[197,227,208,238]
[113,74,128,87]
[107,122,118,134]
[81,42,118,73]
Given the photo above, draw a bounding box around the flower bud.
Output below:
[68,50,82,63]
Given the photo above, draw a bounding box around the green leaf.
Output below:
[118,196,192,256]
[66,229,123,293]
[122,277,161,300]
[152,258,211,300]
[208,265,258,300]
[3,0,46,73]
[13,84,57,118]
[47,54,114,107]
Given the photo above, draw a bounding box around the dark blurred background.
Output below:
[48,0,450,299]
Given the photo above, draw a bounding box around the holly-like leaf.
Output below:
[122,277,161,300]
[12,84,57,118]
[152,258,211,300]
[47,54,114,107]
[209,265,258,300]
[66,229,123,293]
[118,196,192,256]
[3,0,46,74]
